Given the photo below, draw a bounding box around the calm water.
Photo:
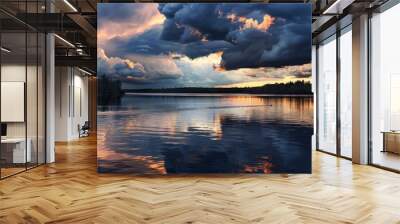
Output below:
[97,94,313,174]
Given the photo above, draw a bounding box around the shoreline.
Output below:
[124,92,313,97]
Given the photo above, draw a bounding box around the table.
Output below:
[382,131,400,154]
[1,138,31,163]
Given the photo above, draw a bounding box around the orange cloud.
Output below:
[227,14,275,32]
[213,65,225,72]
[214,51,223,57]
[98,5,165,45]
[98,48,145,73]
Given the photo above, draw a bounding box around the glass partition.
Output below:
[317,35,337,154]
[0,1,46,179]
[27,31,38,169]
[370,3,400,171]
[1,30,28,177]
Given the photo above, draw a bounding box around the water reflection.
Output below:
[98,94,313,174]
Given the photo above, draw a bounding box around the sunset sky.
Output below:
[97,3,312,89]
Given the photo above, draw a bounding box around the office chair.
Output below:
[78,121,90,138]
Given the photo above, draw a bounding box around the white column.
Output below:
[55,67,73,141]
[312,45,317,150]
[45,0,56,163]
[352,14,369,164]
[46,33,55,163]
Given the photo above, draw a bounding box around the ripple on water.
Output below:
[98,95,313,174]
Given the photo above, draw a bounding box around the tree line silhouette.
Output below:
[125,81,312,95]
[98,77,312,105]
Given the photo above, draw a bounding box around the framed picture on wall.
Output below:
[1,81,25,122]
[97,3,313,174]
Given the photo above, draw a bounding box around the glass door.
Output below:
[0,1,46,179]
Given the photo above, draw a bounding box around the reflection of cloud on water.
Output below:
[97,95,313,173]
[99,115,311,173]
[243,157,272,174]
[98,148,166,174]
[98,126,166,174]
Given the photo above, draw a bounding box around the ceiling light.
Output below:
[78,67,92,76]
[1,47,11,53]
[63,0,78,12]
[323,0,355,15]
[54,34,75,48]
[323,0,341,14]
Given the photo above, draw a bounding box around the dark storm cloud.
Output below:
[217,3,311,24]
[159,19,205,43]
[156,3,312,70]
[158,3,237,41]
[99,3,312,88]
[98,3,140,26]
[158,3,184,18]
[98,3,165,25]
[98,49,182,85]
[219,19,311,70]
[104,26,232,59]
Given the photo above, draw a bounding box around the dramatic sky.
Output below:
[98,3,312,89]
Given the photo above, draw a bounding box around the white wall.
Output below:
[54,67,89,141]
[55,66,69,141]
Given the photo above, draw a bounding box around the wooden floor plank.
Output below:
[0,136,400,223]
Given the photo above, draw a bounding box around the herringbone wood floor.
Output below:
[1,136,400,224]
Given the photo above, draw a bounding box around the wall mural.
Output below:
[97,3,313,174]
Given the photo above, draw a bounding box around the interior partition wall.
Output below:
[316,23,353,159]
[54,67,90,141]
[370,1,400,171]
[0,1,46,179]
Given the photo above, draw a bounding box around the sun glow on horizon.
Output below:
[216,77,311,88]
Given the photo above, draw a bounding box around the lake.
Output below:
[97,94,314,174]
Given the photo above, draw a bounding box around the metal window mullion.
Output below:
[367,11,373,165]
[36,0,39,167]
[25,0,28,171]
[0,19,2,179]
[336,28,341,157]
[316,44,320,150]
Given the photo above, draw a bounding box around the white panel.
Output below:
[1,82,25,122]
[74,86,81,138]
[390,74,400,130]
[317,38,337,154]
[340,29,353,158]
